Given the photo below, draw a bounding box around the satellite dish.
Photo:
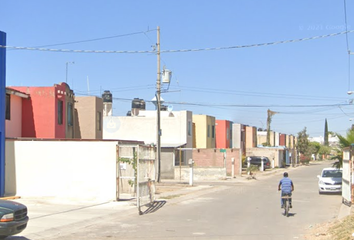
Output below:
[167,105,173,112]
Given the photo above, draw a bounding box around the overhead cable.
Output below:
[1,30,354,54]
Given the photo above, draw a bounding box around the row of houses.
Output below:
[5,82,297,173]
[2,81,298,200]
[6,82,296,147]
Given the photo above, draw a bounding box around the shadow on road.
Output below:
[2,236,31,240]
[139,200,166,215]
[283,212,297,217]
[319,192,341,196]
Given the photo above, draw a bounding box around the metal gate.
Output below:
[117,144,156,212]
[117,145,136,200]
[137,145,156,214]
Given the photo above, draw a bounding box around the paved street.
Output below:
[8,161,344,240]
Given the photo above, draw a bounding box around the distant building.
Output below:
[215,120,232,148]
[245,126,257,148]
[5,88,29,138]
[74,96,103,139]
[9,82,75,139]
[308,135,339,147]
[193,114,216,148]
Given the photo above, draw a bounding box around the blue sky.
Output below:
[1,0,354,137]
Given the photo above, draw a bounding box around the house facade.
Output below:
[5,88,29,138]
[215,120,232,148]
[74,96,103,139]
[10,82,75,139]
[103,110,193,178]
[245,126,257,149]
[193,114,216,148]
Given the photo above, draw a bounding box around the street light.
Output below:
[66,61,75,84]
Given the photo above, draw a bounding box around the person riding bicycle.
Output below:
[278,172,294,208]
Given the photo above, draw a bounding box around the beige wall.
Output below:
[257,131,275,146]
[5,140,118,201]
[193,114,216,148]
[245,126,257,148]
[5,94,22,138]
[75,96,103,139]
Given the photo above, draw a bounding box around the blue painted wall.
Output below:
[0,31,6,197]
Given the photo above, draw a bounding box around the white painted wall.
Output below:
[5,140,118,201]
[103,110,193,148]
[5,95,22,138]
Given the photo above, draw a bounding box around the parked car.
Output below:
[317,167,342,194]
[0,199,29,239]
[245,156,271,170]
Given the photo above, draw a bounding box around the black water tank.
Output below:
[102,90,112,103]
[132,98,146,109]
[161,105,168,111]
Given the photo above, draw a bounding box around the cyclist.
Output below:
[278,172,294,208]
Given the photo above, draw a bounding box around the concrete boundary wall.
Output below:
[174,166,227,181]
[192,148,240,176]
[5,140,118,201]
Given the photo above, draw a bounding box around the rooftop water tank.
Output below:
[132,98,145,109]
[102,90,112,103]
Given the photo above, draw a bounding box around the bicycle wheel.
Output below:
[286,200,290,217]
[283,199,288,216]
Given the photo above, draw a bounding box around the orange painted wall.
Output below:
[216,120,231,148]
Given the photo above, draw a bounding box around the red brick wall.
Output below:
[192,148,240,176]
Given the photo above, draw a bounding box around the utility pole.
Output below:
[266,109,277,146]
[156,26,161,182]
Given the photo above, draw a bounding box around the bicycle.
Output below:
[281,194,292,217]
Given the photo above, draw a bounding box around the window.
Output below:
[5,94,10,120]
[58,100,63,125]
[227,128,229,140]
[188,121,192,136]
[212,125,215,138]
[207,125,210,137]
[67,102,73,126]
[97,111,102,131]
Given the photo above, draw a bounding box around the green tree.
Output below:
[308,141,321,159]
[297,127,311,162]
[318,145,331,160]
[324,118,329,146]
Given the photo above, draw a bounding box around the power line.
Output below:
[110,96,352,108]
[172,85,347,102]
[344,0,352,91]
[1,30,354,54]
[344,0,351,51]
[20,30,156,49]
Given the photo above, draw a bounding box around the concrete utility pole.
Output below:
[266,109,277,146]
[156,26,161,182]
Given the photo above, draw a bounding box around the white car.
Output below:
[317,167,342,194]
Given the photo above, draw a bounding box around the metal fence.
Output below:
[137,145,156,214]
[117,144,156,213]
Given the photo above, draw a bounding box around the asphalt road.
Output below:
[31,161,341,240]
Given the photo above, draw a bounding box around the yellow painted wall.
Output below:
[193,115,215,148]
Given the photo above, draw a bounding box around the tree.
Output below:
[332,127,354,168]
[318,145,331,160]
[308,141,321,158]
[297,127,311,162]
[324,118,329,146]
